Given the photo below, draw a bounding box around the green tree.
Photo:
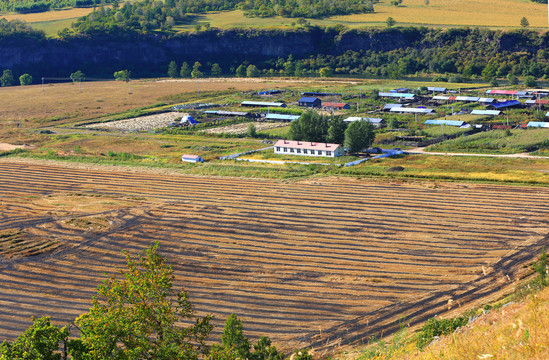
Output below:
[326,117,347,144]
[0,317,69,360]
[250,336,284,360]
[524,75,537,87]
[319,67,333,77]
[235,64,246,77]
[0,69,15,87]
[114,69,131,82]
[507,74,518,85]
[344,119,375,153]
[292,349,313,360]
[70,70,85,83]
[19,73,32,86]
[386,17,396,27]
[520,17,529,28]
[75,243,213,360]
[220,314,250,360]
[191,62,203,79]
[246,64,260,78]
[246,123,257,137]
[180,62,191,78]
[289,110,329,142]
[168,60,179,78]
[211,63,222,77]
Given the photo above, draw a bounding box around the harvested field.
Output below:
[206,121,289,135]
[85,112,184,132]
[0,159,548,352]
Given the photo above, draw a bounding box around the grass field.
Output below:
[174,0,548,31]
[1,0,546,36]
[1,159,548,353]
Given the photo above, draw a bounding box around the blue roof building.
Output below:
[264,113,301,121]
[488,100,522,110]
[298,97,321,108]
[527,121,549,128]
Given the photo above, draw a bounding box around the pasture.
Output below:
[1,159,548,352]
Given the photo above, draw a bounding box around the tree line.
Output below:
[0,0,114,14]
[0,243,312,360]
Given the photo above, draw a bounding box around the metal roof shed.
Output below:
[425,119,466,127]
[478,98,495,104]
[527,121,549,128]
[298,97,322,108]
[471,110,501,116]
[427,87,447,93]
[488,100,522,109]
[241,101,286,107]
[382,103,403,111]
[264,113,300,121]
[390,107,435,114]
[379,92,416,99]
[455,96,480,102]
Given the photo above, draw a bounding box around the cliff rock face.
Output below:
[0,28,414,77]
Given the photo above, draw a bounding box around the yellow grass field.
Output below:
[0,7,93,23]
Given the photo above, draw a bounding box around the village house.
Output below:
[274,140,345,157]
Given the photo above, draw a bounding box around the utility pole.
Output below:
[42,77,44,92]
[128,79,131,94]
[196,80,199,97]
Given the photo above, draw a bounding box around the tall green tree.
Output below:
[235,64,246,77]
[74,243,213,360]
[168,60,179,78]
[113,69,130,82]
[520,17,529,28]
[70,70,85,83]
[326,117,347,144]
[191,62,203,78]
[250,336,284,360]
[246,64,260,78]
[0,69,15,86]
[220,314,251,359]
[344,119,375,153]
[211,63,222,77]
[180,62,191,78]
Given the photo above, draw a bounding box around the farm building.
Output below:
[471,110,501,116]
[455,96,480,102]
[425,119,467,127]
[478,98,496,104]
[433,95,451,101]
[390,107,435,114]
[204,110,256,118]
[323,102,350,110]
[390,88,411,93]
[488,100,522,110]
[486,90,519,95]
[170,115,198,126]
[379,92,416,100]
[264,113,300,121]
[274,140,345,157]
[298,97,322,108]
[427,87,447,93]
[258,90,281,95]
[527,121,549,128]
[524,99,549,107]
[301,92,342,97]
[181,155,204,163]
[344,117,386,127]
[241,101,286,108]
[382,103,403,111]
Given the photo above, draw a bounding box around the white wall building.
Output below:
[274,140,345,157]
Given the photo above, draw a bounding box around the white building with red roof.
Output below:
[274,140,345,157]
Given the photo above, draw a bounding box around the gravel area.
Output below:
[84,112,184,132]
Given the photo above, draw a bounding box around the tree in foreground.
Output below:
[289,110,329,142]
[191,62,203,79]
[520,17,529,28]
[0,317,69,359]
[180,62,191,78]
[326,116,347,144]
[74,242,213,360]
[19,73,33,86]
[344,119,375,153]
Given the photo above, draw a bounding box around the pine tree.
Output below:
[168,60,178,78]
[180,62,191,78]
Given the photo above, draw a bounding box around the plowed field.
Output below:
[1,159,548,352]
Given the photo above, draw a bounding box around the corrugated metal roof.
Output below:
[524,99,549,105]
[428,87,447,92]
[323,102,349,108]
[433,96,450,100]
[298,97,320,103]
[258,90,281,95]
[241,101,286,107]
[264,113,300,121]
[455,96,479,102]
[390,107,434,114]
[343,117,384,123]
[478,98,495,103]
[382,103,403,110]
[424,119,466,126]
[471,110,501,116]
[301,92,342,96]
[181,115,198,125]
[527,121,549,128]
[486,90,518,95]
[490,100,522,109]
[379,92,416,98]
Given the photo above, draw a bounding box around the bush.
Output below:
[416,316,469,348]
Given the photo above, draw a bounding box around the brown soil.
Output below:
[0,159,548,354]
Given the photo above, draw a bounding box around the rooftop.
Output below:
[274,140,341,150]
